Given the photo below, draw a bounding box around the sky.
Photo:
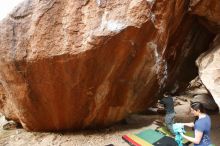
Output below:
[0,0,25,20]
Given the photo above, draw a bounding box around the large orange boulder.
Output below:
[0,0,215,131]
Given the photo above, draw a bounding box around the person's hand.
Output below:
[176,123,184,126]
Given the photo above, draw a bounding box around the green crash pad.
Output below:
[122,129,179,146]
[156,126,194,144]
[135,129,164,144]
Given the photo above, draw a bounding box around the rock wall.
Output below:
[190,0,220,109]
[189,0,220,33]
[190,0,220,24]
[197,35,220,109]
[0,0,217,131]
[165,15,214,91]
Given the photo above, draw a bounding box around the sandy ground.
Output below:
[0,112,219,146]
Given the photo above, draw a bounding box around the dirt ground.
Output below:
[0,112,219,146]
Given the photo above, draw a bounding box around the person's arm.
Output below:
[158,97,165,104]
[182,122,194,127]
[181,130,203,144]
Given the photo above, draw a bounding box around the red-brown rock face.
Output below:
[0,0,216,131]
[190,0,220,24]
[189,0,220,33]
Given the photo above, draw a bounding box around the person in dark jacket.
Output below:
[158,92,175,135]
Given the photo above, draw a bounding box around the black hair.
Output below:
[190,102,206,113]
[163,91,170,97]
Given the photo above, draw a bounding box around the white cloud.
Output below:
[0,0,25,20]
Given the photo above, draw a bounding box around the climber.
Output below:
[178,102,213,146]
[158,92,175,136]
